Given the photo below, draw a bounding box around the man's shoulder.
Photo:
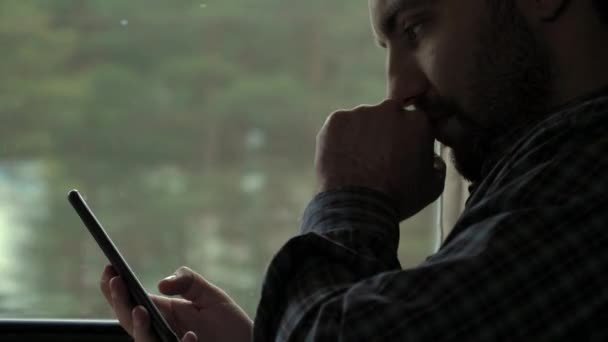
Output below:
[440,92,608,252]
[476,94,607,206]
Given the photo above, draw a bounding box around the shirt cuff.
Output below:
[300,186,400,239]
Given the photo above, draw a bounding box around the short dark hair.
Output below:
[594,0,608,24]
[488,0,607,24]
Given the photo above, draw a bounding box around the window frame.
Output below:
[0,319,130,342]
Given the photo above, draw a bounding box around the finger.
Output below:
[147,293,186,332]
[181,331,198,342]
[380,98,417,112]
[100,264,118,306]
[107,274,181,337]
[159,266,229,307]
[110,276,135,334]
[132,306,158,342]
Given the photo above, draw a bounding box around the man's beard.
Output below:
[422,1,555,183]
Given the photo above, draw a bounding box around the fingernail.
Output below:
[109,276,119,291]
[184,331,198,342]
[162,274,177,282]
[403,104,417,112]
[133,307,146,326]
[132,308,141,327]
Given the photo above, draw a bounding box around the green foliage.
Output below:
[0,0,435,319]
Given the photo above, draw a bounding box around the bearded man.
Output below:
[102,0,608,340]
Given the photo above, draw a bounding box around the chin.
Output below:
[450,142,485,183]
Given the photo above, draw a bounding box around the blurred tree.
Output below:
[0,0,434,319]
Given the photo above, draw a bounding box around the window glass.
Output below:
[0,1,443,319]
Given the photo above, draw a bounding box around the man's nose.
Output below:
[386,49,428,102]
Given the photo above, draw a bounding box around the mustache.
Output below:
[414,96,481,128]
[415,96,463,119]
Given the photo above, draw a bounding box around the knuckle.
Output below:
[352,103,373,111]
[357,99,400,115]
[379,98,400,110]
[325,110,351,128]
[177,266,197,288]
[379,98,397,109]
[176,265,191,276]
[327,110,348,122]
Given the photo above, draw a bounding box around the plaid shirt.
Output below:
[253,86,608,341]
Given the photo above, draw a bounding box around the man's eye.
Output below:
[403,22,424,43]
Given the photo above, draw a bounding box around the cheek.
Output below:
[420,38,473,114]
[424,8,483,111]
[430,44,466,96]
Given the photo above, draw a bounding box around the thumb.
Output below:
[181,331,198,342]
[158,266,230,307]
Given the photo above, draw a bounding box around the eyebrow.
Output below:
[374,0,438,46]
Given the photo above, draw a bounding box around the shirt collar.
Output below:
[473,84,608,189]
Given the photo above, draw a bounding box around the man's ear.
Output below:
[519,0,573,22]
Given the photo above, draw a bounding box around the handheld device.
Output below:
[68,189,179,342]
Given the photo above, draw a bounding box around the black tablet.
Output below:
[68,189,179,342]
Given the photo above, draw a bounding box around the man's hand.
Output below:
[315,99,446,221]
[100,265,253,342]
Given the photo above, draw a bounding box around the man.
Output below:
[100,0,608,340]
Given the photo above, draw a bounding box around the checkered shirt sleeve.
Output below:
[253,93,608,341]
